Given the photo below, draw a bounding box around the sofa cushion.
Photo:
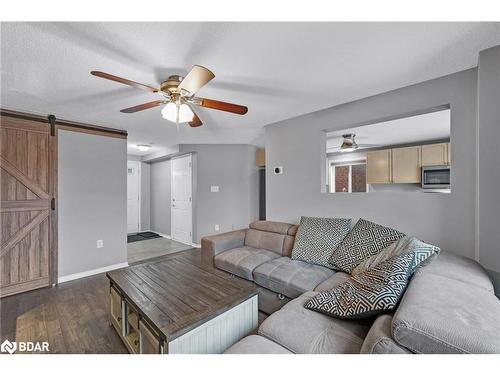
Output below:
[306,253,413,319]
[329,218,405,274]
[352,236,440,276]
[287,224,299,236]
[214,246,280,281]
[258,291,371,353]
[224,335,292,354]
[282,235,296,258]
[253,257,335,299]
[314,272,351,292]
[360,314,411,354]
[414,250,494,292]
[245,229,285,255]
[249,220,292,235]
[392,272,500,353]
[291,216,351,268]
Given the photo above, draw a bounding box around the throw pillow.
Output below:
[328,218,405,274]
[305,252,413,319]
[351,236,440,276]
[291,216,351,268]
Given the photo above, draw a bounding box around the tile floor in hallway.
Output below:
[127,237,194,264]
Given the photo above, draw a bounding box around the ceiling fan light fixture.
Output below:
[161,102,194,123]
[136,144,151,152]
[339,133,358,152]
[340,146,356,153]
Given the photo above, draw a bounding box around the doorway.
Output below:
[171,154,193,245]
[127,161,140,233]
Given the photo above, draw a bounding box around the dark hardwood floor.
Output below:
[0,248,268,354]
[0,272,127,354]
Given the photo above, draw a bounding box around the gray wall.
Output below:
[58,130,127,277]
[150,159,171,236]
[477,45,500,278]
[127,155,151,231]
[266,68,478,259]
[179,144,259,242]
[140,162,151,230]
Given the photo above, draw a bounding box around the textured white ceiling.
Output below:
[326,109,451,152]
[1,22,499,154]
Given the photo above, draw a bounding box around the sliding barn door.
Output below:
[0,115,57,297]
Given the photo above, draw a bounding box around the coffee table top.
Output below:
[107,249,257,341]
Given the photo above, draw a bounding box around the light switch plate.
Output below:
[210,185,220,192]
[97,240,104,248]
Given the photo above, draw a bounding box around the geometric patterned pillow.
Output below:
[328,218,405,274]
[304,252,413,320]
[351,236,440,276]
[291,216,351,269]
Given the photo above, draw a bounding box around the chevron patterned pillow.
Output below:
[305,252,413,320]
[329,218,405,274]
[351,236,440,276]
[291,216,351,268]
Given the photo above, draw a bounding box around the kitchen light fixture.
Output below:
[340,134,358,152]
[136,144,151,152]
[161,102,194,123]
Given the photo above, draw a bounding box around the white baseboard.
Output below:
[191,243,201,248]
[58,262,129,284]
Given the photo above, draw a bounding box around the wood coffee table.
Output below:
[107,249,258,354]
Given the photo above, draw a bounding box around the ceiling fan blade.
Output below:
[188,109,203,127]
[120,100,164,113]
[91,71,158,93]
[177,65,215,95]
[357,143,381,147]
[198,98,248,115]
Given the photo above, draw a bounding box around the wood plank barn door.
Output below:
[0,114,57,297]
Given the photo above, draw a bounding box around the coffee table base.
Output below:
[168,295,258,354]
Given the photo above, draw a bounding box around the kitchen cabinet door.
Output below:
[422,143,448,166]
[392,146,421,183]
[367,149,392,184]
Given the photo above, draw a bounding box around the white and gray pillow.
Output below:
[291,216,351,268]
[329,218,405,274]
[305,252,414,319]
[351,236,440,276]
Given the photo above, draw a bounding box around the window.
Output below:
[330,162,367,193]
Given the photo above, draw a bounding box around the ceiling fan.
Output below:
[331,134,380,153]
[90,65,248,127]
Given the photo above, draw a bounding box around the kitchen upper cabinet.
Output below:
[422,143,449,166]
[367,149,392,184]
[392,146,421,183]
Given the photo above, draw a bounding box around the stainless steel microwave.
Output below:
[422,165,450,189]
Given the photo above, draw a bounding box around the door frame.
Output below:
[127,160,141,234]
[170,153,193,246]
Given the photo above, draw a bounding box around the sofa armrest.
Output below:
[201,229,247,265]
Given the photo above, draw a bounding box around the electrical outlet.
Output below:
[97,240,104,248]
[214,224,220,232]
[210,185,220,192]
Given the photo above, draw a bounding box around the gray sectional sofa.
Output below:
[201,220,500,354]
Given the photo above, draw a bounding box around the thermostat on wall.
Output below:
[273,166,283,175]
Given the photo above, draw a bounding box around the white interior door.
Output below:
[127,161,140,233]
[171,154,193,245]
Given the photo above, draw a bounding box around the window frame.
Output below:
[329,160,369,193]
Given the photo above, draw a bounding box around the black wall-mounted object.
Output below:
[259,168,266,220]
